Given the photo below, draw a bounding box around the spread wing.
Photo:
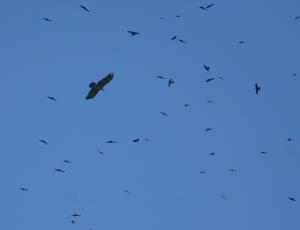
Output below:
[86,73,114,100]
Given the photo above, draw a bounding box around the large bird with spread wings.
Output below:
[86,73,114,99]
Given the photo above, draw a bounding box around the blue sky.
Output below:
[0,0,299,229]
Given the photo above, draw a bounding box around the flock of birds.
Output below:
[16,2,299,229]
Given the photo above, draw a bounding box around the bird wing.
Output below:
[86,73,113,99]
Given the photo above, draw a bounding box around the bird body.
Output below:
[128,31,140,36]
[80,5,90,12]
[42,17,53,22]
[86,73,114,99]
[39,139,48,145]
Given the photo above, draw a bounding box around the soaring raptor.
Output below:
[86,73,114,99]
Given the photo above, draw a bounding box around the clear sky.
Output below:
[0,0,299,229]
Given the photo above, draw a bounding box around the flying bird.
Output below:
[47,96,57,101]
[261,151,267,154]
[86,73,114,100]
[39,139,48,145]
[54,169,65,173]
[288,197,296,202]
[70,220,76,224]
[42,17,53,22]
[288,138,294,142]
[255,83,260,95]
[98,150,104,154]
[132,138,140,142]
[124,189,130,194]
[205,78,215,82]
[157,75,166,79]
[203,64,210,72]
[184,104,190,107]
[168,79,175,87]
[205,128,213,131]
[160,112,168,116]
[71,213,81,217]
[171,36,177,40]
[207,100,214,103]
[294,16,300,20]
[200,171,207,174]
[20,187,28,192]
[63,160,71,163]
[229,169,237,172]
[107,140,117,144]
[80,5,90,12]
[128,31,140,36]
[177,39,187,43]
[239,41,245,44]
[208,152,215,156]
[176,15,182,18]
[199,3,214,11]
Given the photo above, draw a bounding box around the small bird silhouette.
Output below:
[205,78,215,82]
[288,138,294,142]
[42,17,53,22]
[207,100,214,103]
[239,41,245,44]
[157,75,166,79]
[124,189,130,194]
[39,139,48,145]
[208,152,215,156]
[70,220,76,224]
[47,96,57,101]
[98,150,104,154]
[132,138,140,142]
[255,83,261,95]
[229,169,237,172]
[107,140,117,144]
[86,73,114,100]
[199,3,214,11]
[63,160,71,163]
[261,151,267,154]
[203,64,210,72]
[177,39,187,43]
[71,213,81,217]
[171,36,177,40]
[54,169,65,173]
[168,79,175,87]
[205,128,213,131]
[128,31,140,36]
[294,16,300,20]
[20,187,28,192]
[80,5,90,12]
[160,112,168,116]
[200,171,207,174]
[184,104,190,107]
[288,197,296,202]
[176,15,181,18]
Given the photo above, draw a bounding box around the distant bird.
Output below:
[132,138,140,142]
[171,36,177,40]
[205,128,213,131]
[86,73,114,100]
[255,83,260,95]
[294,16,300,20]
[64,160,71,163]
[207,100,214,103]
[229,169,237,172]
[71,213,81,217]
[288,197,296,202]
[184,104,190,107]
[261,151,267,154]
[239,41,245,44]
[20,187,28,192]
[293,73,297,77]
[107,140,117,144]
[203,64,210,72]
[205,78,215,82]
[54,169,65,173]
[160,112,168,116]
[42,17,53,22]
[199,3,214,11]
[124,189,130,194]
[39,139,48,145]
[80,5,90,12]
[221,194,227,199]
[177,39,187,43]
[168,78,175,87]
[98,150,104,154]
[128,31,140,36]
[288,138,294,142]
[208,152,215,156]
[200,171,206,174]
[70,220,76,224]
[176,15,181,18]
[47,96,57,101]
[157,75,166,79]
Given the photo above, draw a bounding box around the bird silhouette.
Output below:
[208,152,215,156]
[207,100,214,103]
[157,75,166,79]
[288,197,296,202]
[177,39,187,43]
[239,41,245,44]
[200,171,207,174]
[98,150,104,154]
[70,220,76,224]
[255,83,261,95]
[63,160,71,163]
[288,138,294,142]
[160,112,168,116]
[261,151,267,154]
[54,169,65,173]
[229,169,237,172]
[168,79,175,87]
[107,140,117,144]
[132,138,140,142]
[171,36,177,40]
[39,139,48,145]
[71,213,81,217]
[20,187,28,192]
[203,64,210,72]
[205,128,213,131]
[184,104,190,107]
[199,3,214,11]
[86,73,114,100]
[294,16,300,20]
[42,17,53,22]
[80,5,90,12]
[205,78,215,82]
[47,96,57,101]
[128,31,140,36]
[176,15,182,18]
[124,189,130,194]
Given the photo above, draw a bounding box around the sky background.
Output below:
[0,0,299,229]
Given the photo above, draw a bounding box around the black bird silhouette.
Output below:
[288,197,296,202]
[288,138,294,142]
[54,169,65,173]
[199,3,214,11]
[171,36,177,40]
[168,79,175,87]
[128,31,140,36]
[39,139,48,145]
[229,169,237,172]
[86,73,114,100]
[184,104,190,107]
[47,96,57,101]
[208,152,215,156]
[42,17,53,22]
[200,171,207,174]
[160,112,168,116]
[205,128,213,131]
[71,213,81,217]
[203,64,210,72]
[64,160,71,163]
[124,189,130,194]
[176,15,181,18]
[294,16,300,20]
[132,138,140,142]
[20,187,28,192]
[80,5,90,12]
[205,78,215,82]
[98,150,104,154]
[261,151,267,154]
[221,194,227,199]
[107,140,117,144]
[177,39,187,43]
[70,220,76,224]
[255,83,260,95]
[239,41,245,44]
[207,100,214,103]
[157,75,166,79]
